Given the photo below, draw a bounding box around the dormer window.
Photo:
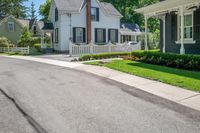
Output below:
[55,8,58,22]
[91,7,99,21]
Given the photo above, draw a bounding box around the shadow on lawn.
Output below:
[126,62,200,81]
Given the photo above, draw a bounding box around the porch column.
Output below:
[180,6,185,54]
[145,16,148,50]
[162,15,166,53]
[41,32,45,48]
[135,35,137,42]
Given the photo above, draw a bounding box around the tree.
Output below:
[29,2,37,19]
[39,0,51,22]
[0,0,28,18]
[100,0,159,32]
[18,27,32,47]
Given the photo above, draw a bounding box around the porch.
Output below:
[136,0,200,54]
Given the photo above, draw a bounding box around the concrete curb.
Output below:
[2,55,200,112]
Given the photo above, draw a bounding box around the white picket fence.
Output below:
[70,42,141,55]
[0,46,30,54]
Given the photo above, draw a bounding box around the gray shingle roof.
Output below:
[54,0,83,12]
[16,19,30,27]
[54,0,122,17]
[100,2,122,17]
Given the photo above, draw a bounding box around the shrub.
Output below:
[0,37,12,47]
[79,52,131,61]
[34,43,41,52]
[131,50,200,71]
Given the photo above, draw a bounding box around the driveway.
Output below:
[0,56,200,133]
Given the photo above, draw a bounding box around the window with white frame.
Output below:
[8,22,14,32]
[177,12,193,40]
[76,28,84,43]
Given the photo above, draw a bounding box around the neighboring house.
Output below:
[119,23,142,43]
[136,0,200,54]
[47,0,122,52]
[0,15,44,44]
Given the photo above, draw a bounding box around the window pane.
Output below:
[76,28,83,42]
[91,8,97,21]
[97,29,104,42]
[8,23,14,31]
[110,30,116,42]
[184,27,192,39]
[184,14,192,26]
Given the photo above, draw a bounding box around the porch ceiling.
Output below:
[135,0,200,17]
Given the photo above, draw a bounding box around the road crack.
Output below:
[0,88,48,133]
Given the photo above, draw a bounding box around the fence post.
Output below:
[108,41,112,53]
[69,39,73,56]
[27,46,30,54]
[89,40,93,54]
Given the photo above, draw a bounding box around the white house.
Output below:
[47,0,123,52]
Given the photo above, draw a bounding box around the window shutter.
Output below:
[108,29,111,42]
[95,28,97,43]
[194,9,200,41]
[83,28,86,43]
[171,14,177,41]
[96,8,99,21]
[73,27,76,43]
[115,29,119,43]
[103,29,106,43]
[55,8,58,22]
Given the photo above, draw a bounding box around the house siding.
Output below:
[161,8,200,54]
[0,17,23,44]
[50,0,121,52]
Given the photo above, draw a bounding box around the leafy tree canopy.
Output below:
[39,0,51,22]
[0,0,28,18]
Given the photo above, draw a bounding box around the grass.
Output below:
[86,60,200,92]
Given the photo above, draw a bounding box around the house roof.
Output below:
[54,0,83,12]
[135,0,200,16]
[120,23,142,36]
[120,23,141,32]
[17,19,30,27]
[53,0,122,17]
[42,23,54,30]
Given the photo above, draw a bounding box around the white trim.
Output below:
[177,11,194,42]
[7,22,15,32]
[175,40,196,44]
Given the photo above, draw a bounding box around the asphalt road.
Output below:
[0,56,200,133]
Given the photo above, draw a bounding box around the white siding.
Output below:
[51,0,121,51]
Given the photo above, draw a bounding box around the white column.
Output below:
[180,6,185,54]
[145,16,148,50]
[162,15,166,53]
[135,35,137,42]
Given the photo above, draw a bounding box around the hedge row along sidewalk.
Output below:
[86,60,200,92]
[131,50,200,71]
[79,52,131,61]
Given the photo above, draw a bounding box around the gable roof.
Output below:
[54,0,83,12]
[17,19,30,27]
[53,0,122,17]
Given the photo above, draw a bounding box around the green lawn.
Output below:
[86,60,200,92]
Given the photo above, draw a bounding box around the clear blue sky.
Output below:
[24,0,46,19]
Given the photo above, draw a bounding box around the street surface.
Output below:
[0,56,200,133]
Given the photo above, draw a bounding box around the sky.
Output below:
[24,0,46,19]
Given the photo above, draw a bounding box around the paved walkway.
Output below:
[2,55,200,112]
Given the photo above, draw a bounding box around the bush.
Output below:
[34,43,41,52]
[131,50,200,71]
[0,37,12,47]
[79,52,131,61]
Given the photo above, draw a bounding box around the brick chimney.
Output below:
[86,0,91,44]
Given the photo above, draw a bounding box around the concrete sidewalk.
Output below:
[2,55,200,112]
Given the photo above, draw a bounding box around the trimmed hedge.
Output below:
[131,50,200,71]
[79,52,131,61]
